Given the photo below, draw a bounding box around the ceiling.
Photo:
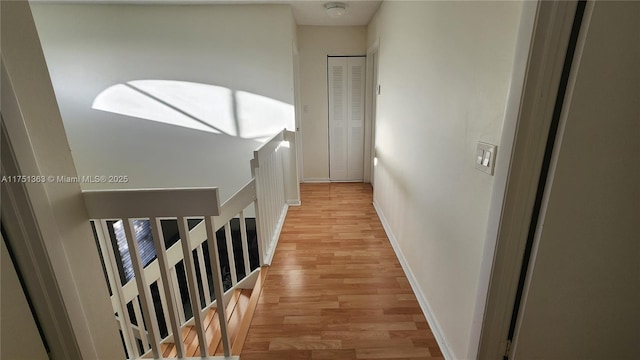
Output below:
[290,1,382,26]
[31,0,383,26]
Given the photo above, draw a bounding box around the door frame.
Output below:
[292,42,304,182]
[327,55,367,182]
[474,1,585,358]
[364,40,379,185]
[0,230,50,359]
[1,115,82,360]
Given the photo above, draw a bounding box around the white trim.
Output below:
[261,204,289,265]
[235,267,261,290]
[168,357,238,360]
[293,43,304,183]
[287,199,301,206]
[364,38,379,184]
[329,180,364,183]
[141,356,239,360]
[373,201,454,360]
[302,178,331,183]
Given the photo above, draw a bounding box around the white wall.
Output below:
[31,4,296,200]
[512,1,640,357]
[297,26,367,181]
[367,2,522,359]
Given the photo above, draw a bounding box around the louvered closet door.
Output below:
[329,56,366,181]
[329,57,349,180]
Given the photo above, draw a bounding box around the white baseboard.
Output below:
[373,201,454,360]
[302,178,330,183]
[302,179,367,184]
[262,204,289,265]
[182,357,238,360]
[287,199,301,206]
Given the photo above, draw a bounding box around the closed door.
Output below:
[328,56,366,181]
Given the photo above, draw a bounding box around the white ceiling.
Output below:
[31,0,383,26]
[291,1,382,26]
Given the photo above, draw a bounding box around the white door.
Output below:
[328,56,366,181]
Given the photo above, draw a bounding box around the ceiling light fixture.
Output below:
[325,2,347,18]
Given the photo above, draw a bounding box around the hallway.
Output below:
[241,183,443,359]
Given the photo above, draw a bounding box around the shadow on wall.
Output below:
[92,80,294,142]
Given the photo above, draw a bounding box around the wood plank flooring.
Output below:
[241,183,443,360]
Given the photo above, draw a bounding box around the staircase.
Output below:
[148,268,266,358]
[84,129,297,359]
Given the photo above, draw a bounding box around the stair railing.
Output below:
[251,129,299,265]
[86,129,299,359]
[87,186,235,358]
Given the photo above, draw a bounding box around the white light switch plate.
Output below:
[475,142,497,175]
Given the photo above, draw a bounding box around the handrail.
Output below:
[253,128,285,161]
[112,180,256,303]
[84,187,221,218]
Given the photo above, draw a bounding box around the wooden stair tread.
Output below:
[231,267,268,355]
[142,267,268,358]
[159,305,218,358]
[188,292,240,357]
[206,287,244,354]
[214,289,252,354]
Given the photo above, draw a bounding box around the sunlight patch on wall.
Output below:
[92,80,294,140]
[92,82,225,134]
[236,91,295,141]
[129,80,237,135]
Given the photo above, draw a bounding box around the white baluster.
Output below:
[268,156,276,241]
[155,278,170,338]
[132,296,149,353]
[277,148,285,206]
[170,267,186,324]
[123,219,162,358]
[149,217,186,358]
[239,211,251,275]
[224,222,238,285]
[177,216,208,357]
[98,220,139,359]
[196,244,212,304]
[254,166,267,266]
[205,216,232,356]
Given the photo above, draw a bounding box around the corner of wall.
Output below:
[468,1,540,358]
[366,2,381,50]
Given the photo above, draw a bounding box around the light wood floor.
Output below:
[241,183,444,360]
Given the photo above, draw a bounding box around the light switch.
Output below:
[475,142,497,175]
[476,148,485,165]
[482,151,491,166]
